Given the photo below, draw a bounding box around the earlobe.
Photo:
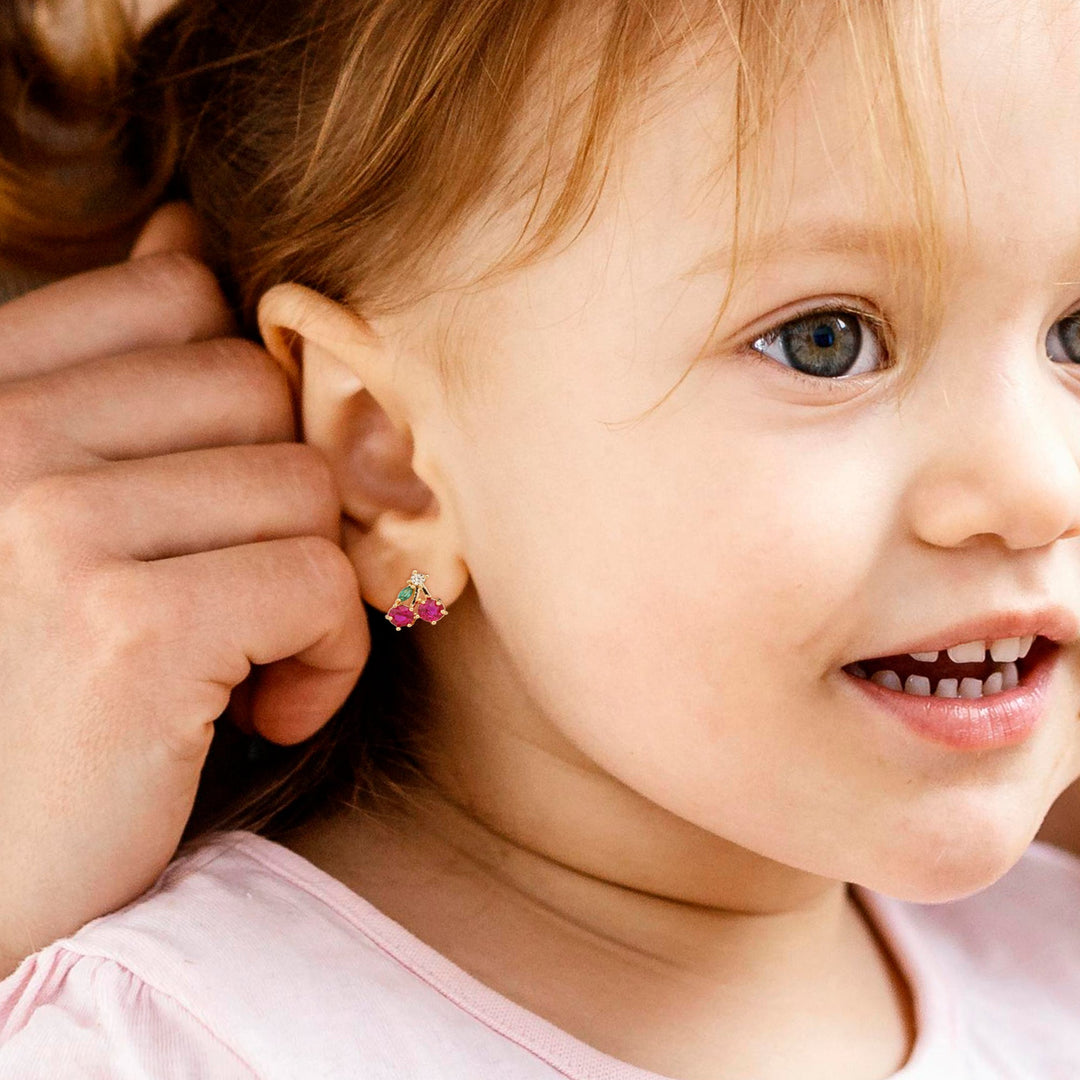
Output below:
[255,283,470,616]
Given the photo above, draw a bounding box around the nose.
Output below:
[904,346,1080,551]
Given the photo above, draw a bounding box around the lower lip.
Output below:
[840,641,1062,750]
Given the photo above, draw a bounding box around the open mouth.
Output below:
[842,635,1058,698]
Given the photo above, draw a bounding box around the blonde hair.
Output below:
[0,0,951,844]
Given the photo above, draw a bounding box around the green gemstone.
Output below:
[397,586,414,603]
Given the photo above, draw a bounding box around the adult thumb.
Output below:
[129,201,206,261]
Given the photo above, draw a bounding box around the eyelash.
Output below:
[742,302,892,390]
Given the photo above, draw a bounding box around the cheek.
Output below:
[453,386,885,822]
[445,368,1069,897]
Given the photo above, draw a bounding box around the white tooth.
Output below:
[904,674,931,696]
[910,651,939,662]
[1002,662,1019,690]
[947,640,987,664]
[1018,635,1035,659]
[982,671,1004,695]
[934,678,959,697]
[871,669,903,691]
[989,637,1021,663]
[959,677,984,698]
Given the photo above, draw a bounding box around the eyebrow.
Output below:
[682,220,928,279]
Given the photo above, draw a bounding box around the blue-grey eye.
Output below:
[751,308,885,379]
[1047,314,1080,364]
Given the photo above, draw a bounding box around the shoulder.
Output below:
[0,939,258,1077]
[0,832,286,1077]
[0,831,564,1080]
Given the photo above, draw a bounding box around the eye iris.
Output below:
[782,312,861,377]
[1057,315,1080,364]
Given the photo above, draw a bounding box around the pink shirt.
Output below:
[1,830,1079,1078]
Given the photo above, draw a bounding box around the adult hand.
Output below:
[0,204,369,977]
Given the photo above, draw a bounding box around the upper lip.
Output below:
[855,605,1080,660]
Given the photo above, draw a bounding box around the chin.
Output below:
[849,805,1044,904]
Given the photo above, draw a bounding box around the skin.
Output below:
[258,2,1080,1077]
[0,204,365,979]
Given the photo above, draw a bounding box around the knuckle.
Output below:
[3,474,101,584]
[0,400,43,493]
[5,473,84,548]
[82,564,164,660]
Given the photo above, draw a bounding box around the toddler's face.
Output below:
[375,0,1080,901]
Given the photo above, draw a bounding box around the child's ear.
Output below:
[257,283,469,614]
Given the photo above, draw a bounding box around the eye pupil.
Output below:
[812,324,837,348]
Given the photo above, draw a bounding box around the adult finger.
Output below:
[0,253,235,380]
[33,443,343,562]
[129,202,206,261]
[8,339,296,464]
[141,537,370,745]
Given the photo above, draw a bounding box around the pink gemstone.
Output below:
[417,598,445,623]
[388,604,416,627]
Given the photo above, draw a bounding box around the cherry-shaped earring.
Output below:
[385,570,449,630]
